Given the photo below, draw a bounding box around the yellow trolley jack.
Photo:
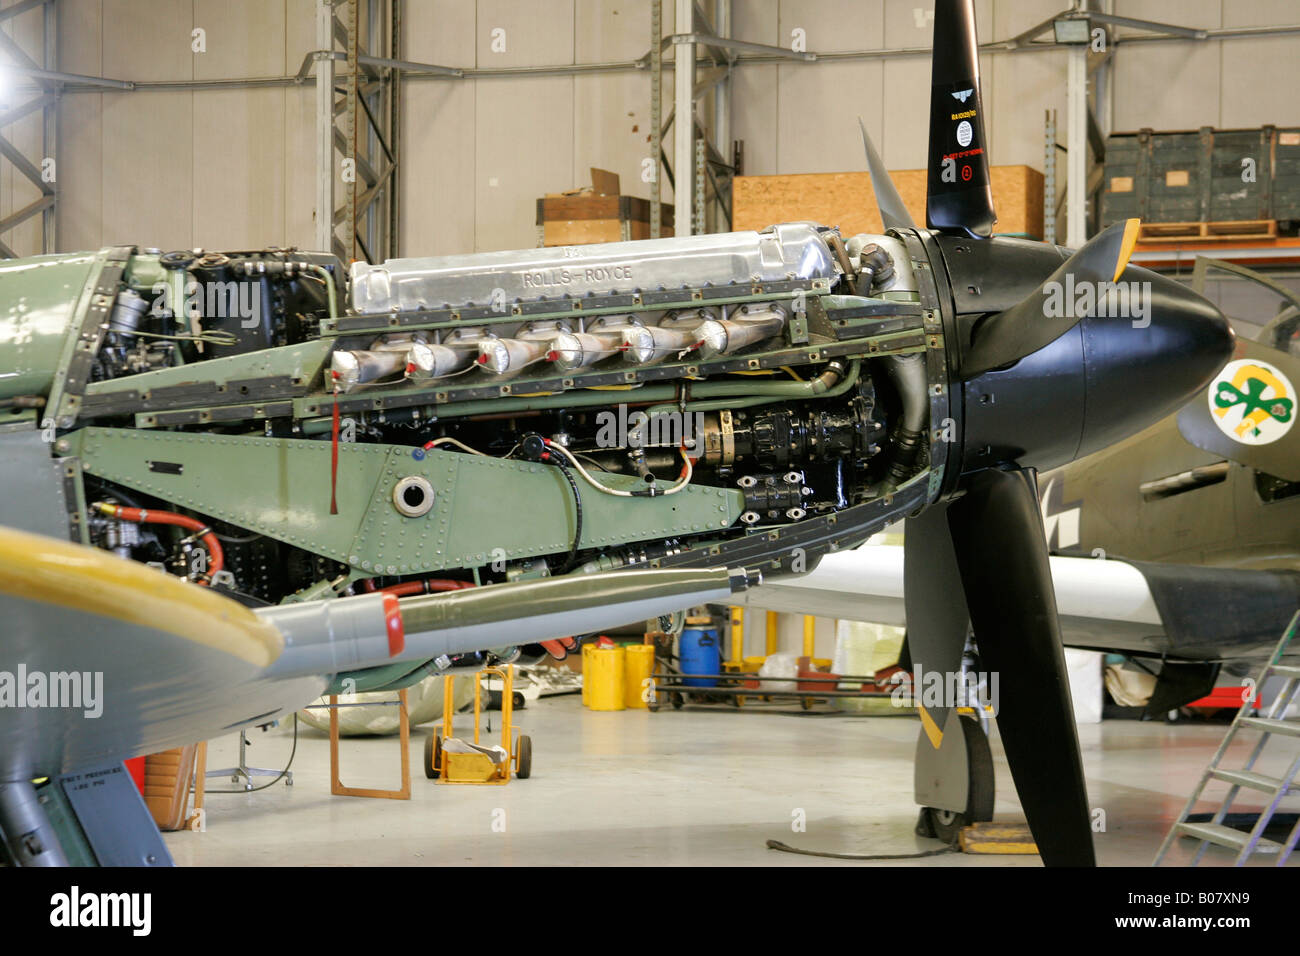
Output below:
[424,665,533,784]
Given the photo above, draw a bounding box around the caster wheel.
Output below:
[515,735,532,779]
[925,806,965,844]
[670,692,684,710]
[424,733,442,780]
[800,697,814,711]
[513,691,526,710]
[285,774,293,787]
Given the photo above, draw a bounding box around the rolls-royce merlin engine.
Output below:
[2,222,949,655]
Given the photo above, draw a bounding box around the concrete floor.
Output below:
[165,695,1299,866]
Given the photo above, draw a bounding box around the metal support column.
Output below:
[313,0,400,264]
[0,0,59,258]
[313,0,334,254]
[650,0,663,239]
[1044,110,1057,244]
[388,0,402,258]
[1066,43,1088,248]
[712,0,730,166]
[41,0,56,253]
[343,0,359,263]
[673,0,695,237]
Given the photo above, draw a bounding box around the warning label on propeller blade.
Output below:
[930,80,989,192]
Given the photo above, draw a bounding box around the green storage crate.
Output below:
[1101,125,1300,232]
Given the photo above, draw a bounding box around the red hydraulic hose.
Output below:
[358,577,474,597]
[94,502,224,585]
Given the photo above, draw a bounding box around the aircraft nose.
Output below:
[958,264,1234,476]
[1074,266,1234,459]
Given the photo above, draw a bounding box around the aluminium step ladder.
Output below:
[1154,611,1300,866]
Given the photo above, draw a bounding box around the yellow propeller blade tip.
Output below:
[1114,218,1141,282]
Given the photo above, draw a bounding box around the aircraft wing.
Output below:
[739,545,1300,663]
[0,525,748,782]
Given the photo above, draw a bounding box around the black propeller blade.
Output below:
[961,218,1140,378]
[926,0,996,238]
[945,467,1096,867]
[859,117,917,232]
[902,501,969,746]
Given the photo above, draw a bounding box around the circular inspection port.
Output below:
[392,476,436,518]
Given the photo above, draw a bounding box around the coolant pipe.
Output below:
[92,502,224,584]
[359,577,475,597]
[880,351,928,489]
[645,360,859,418]
[300,262,339,319]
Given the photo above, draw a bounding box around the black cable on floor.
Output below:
[766,839,955,860]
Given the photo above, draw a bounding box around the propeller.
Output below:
[881,0,1232,868]
[926,0,996,237]
[961,218,1141,377]
[859,118,916,232]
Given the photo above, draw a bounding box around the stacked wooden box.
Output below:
[537,168,674,246]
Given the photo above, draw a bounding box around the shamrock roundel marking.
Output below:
[1208,358,1296,446]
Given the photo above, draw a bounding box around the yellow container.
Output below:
[624,644,656,709]
[581,644,594,707]
[585,645,626,711]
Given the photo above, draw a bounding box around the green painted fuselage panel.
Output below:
[0,253,100,400]
[71,427,743,574]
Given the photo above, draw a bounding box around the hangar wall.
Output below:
[25,0,1300,261]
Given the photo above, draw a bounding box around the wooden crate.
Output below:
[1137,219,1278,243]
[1102,125,1300,230]
[537,195,674,246]
[732,165,1045,239]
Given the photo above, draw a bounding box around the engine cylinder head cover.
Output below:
[348,222,837,313]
